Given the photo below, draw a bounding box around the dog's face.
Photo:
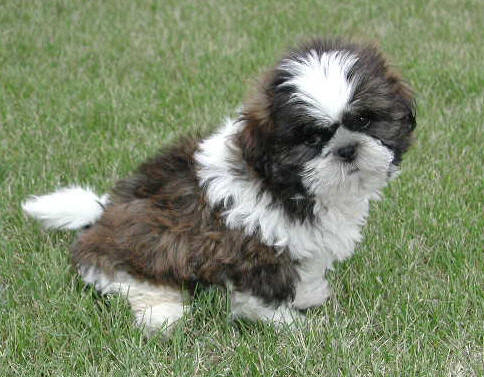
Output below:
[238,39,416,217]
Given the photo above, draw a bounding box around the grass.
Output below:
[1,0,483,375]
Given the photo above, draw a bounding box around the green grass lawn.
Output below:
[1,0,483,375]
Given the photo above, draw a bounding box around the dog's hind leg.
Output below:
[79,265,186,336]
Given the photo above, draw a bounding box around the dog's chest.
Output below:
[283,198,370,264]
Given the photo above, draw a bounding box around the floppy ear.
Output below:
[386,69,417,131]
[406,102,417,131]
[238,110,273,179]
[395,80,416,131]
[237,74,276,177]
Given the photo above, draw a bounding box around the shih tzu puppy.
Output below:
[23,38,416,336]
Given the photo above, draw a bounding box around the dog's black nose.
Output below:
[335,144,357,162]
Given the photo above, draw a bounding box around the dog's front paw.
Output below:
[271,306,306,328]
[293,279,331,310]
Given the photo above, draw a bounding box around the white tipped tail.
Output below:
[22,186,109,230]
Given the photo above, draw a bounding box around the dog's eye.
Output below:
[353,115,370,129]
[304,134,322,146]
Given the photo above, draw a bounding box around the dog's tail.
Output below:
[22,186,109,230]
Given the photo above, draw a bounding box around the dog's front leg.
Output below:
[292,259,331,310]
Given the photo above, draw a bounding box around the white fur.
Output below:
[195,118,383,263]
[21,48,403,330]
[231,291,303,326]
[279,50,358,122]
[79,265,185,336]
[195,117,394,310]
[22,186,109,230]
[303,127,395,200]
[292,260,331,310]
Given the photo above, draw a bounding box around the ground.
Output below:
[1,0,483,376]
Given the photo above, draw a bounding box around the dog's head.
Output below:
[236,39,416,216]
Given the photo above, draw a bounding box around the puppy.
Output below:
[23,38,416,336]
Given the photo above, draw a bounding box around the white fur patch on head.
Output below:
[279,50,358,122]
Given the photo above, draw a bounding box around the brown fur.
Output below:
[72,138,299,304]
[71,37,416,312]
